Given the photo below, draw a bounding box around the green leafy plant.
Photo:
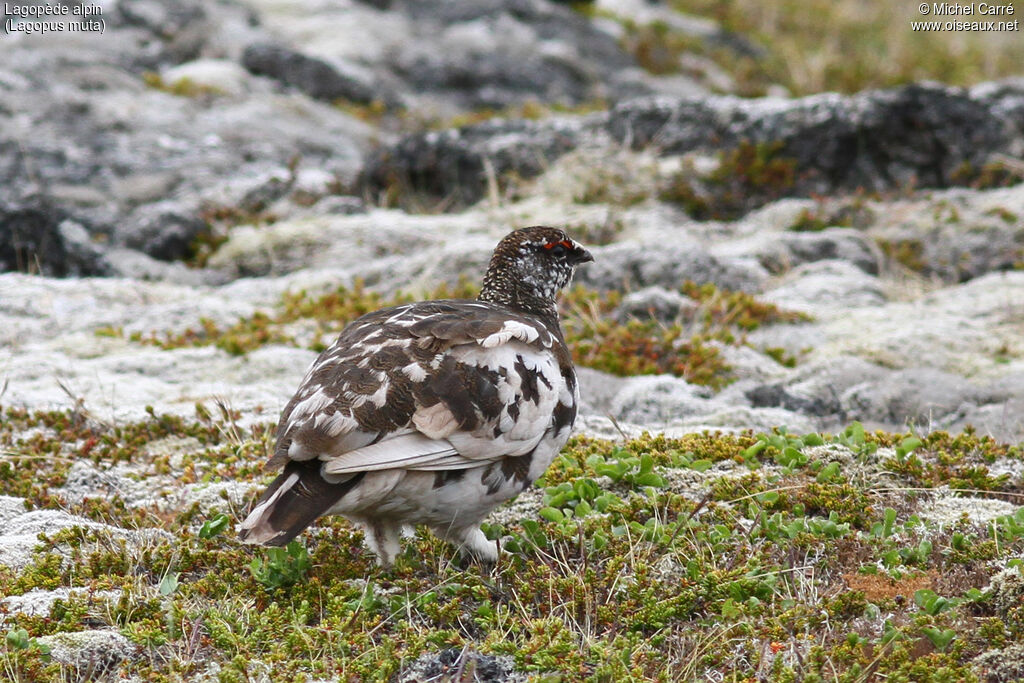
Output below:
[871,508,899,539]
[250,542,312,589]
[4,629,48,655]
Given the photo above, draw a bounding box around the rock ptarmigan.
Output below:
[238,226,593,565]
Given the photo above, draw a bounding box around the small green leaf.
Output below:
[816,461,841,483]
[159,572,180,596]
[198,514,230,539]
[921,626,956,652]
[538,507,564,523]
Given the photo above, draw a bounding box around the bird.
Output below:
[238,226,593,565]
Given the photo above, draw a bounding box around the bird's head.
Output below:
[479,226,593,317]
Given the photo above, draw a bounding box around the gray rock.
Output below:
[361,116,588,210]
[577,239,766,293]
[840,367,986,427]
[770,228,880,275]
[394,0,639,109]
[576,366,631,415]
[103,247,220,286]
[936,399,1024,446]
[615,286,698,323]
[665,405,819,436]
[358,82,1024,214]
[0,203,110,277]
[763,260,886,313]
[745,357,890,419]
[609,83,1024,198]
[36,629,136,681]
[118,200,207,262]
[243,43,382,105]
[869,186,1024,283]
[317,196,367,215]
[0,1,371,268]
[608,375,716,425]
[395,647,529,683]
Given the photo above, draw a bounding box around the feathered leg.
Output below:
[433,524,499,563]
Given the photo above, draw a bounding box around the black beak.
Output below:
[572,246,594,264]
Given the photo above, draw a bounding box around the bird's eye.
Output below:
[542,240,571,257]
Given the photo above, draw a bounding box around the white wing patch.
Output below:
[321,431,465,475]
[446,341,564,458]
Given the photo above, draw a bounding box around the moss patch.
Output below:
[2,411,1022,681]
[111,279,807,389]
[660,141,799,220]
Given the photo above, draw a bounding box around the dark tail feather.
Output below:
[238,460,364,546]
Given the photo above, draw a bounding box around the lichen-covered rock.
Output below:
[361,116,589,209]
[243,42,383,105]
[0,202,110,277]
[0,588,123,625]
[974,643,1024,683]
[0,506,165,572]
[984,566,1024,618]
[608,83,1024,196]
[744,357,890,419]
[763,259,886,313]
[615,286,698,323]
[35,629,137,681]
[578,239,767,293]
[840,367,986,426]
[722,227,881,276]
[395,648,529,683]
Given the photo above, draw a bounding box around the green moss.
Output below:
[430,99,608,131]
[786,199,868,232]
[116,277,807,388]
[877,237,927,273]
[660,141,799,220]
[950,160,1024,190]
[561,282,808,387]
[3,411,1023,681]
[142,72,226,98]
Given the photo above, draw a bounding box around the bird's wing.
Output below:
[268,300,575,476]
